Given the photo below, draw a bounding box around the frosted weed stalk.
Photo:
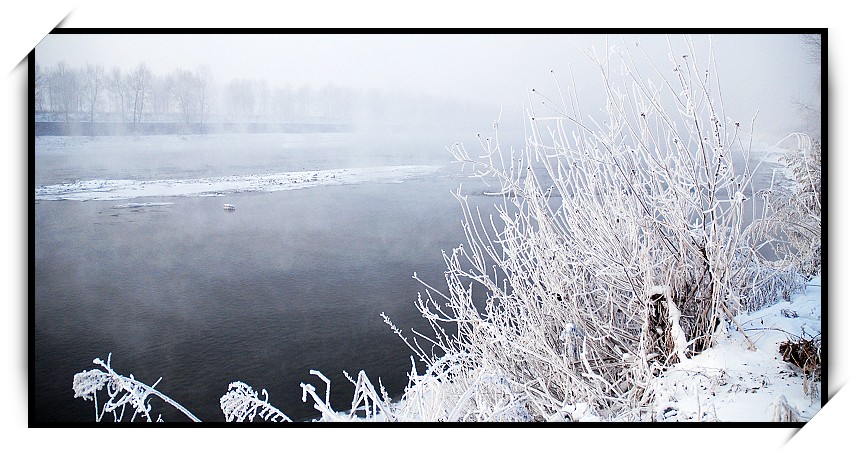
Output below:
[72,353,201,422]
[73,353,390,422]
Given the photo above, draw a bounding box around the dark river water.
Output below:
[34,132,496,423]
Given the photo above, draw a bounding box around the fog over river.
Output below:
[35,132,502,422]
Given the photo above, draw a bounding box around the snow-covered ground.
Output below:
[647,275,822,422]
[34,165,441,201]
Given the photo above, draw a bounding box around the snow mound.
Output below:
[650,275,822,422]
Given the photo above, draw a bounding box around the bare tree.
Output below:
[149,74,172,120]
[196,65,212,123]
[271,86,292,121]
[107,66,128,122]
[253,79,269,119]
[801,34,821,65]
[167,68,199,124]
[789,34,823,138]
[130,62,152,124]
[225,78,255,121]
[35,63,47,113]
[48,62,79,122]
[82,63,105,124]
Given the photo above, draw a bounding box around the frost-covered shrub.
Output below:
[389,37,808,421]
[764,134,822,277]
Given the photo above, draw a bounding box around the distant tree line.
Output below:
[34,61,399,125]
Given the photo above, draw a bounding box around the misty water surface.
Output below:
[34,131,503,422]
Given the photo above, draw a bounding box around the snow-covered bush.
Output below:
[388,36,809,421]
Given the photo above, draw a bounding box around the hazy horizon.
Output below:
[36,32,821,144]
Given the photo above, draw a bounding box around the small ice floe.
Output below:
[223,204,236,211]
[111,202,174,209]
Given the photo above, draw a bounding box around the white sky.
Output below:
[36,32,819,142]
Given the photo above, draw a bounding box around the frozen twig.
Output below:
[72,353,201,422]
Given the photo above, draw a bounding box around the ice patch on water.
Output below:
[35,165,441,202]
[111,202,175,209]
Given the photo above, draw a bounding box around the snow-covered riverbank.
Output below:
[291,275,823,423]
